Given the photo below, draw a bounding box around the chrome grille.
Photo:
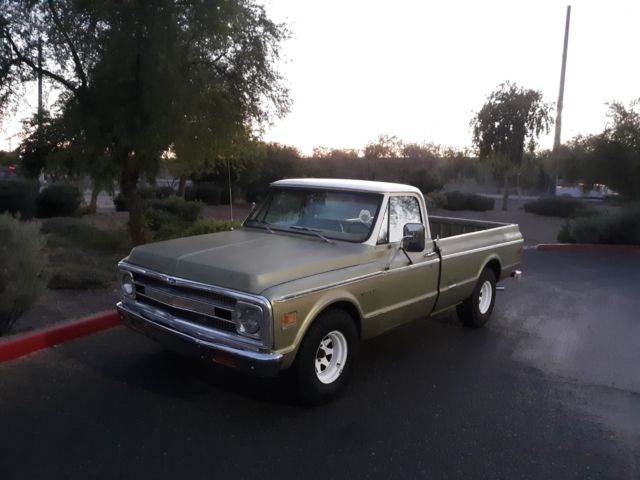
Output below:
[132,272,237,333]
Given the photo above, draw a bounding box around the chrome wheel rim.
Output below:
[478,280,493,314]
[315,330,348,384]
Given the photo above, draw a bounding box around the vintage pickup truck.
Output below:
[117,178,523,403]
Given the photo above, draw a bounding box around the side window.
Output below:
[389,196,422,242]
[376,202,389,244]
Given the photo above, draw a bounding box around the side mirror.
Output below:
[402,223,426,252]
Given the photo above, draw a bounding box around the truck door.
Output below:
[367,194,440,336]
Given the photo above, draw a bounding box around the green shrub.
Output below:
[444,191,494,211]
[182,219,240,236]
[0,214,46,334]
[524,196,591,218]
[114,185,177,211]
[145,196,203,227]
[36,184,82,218]
[0,178,38,220]
[144,196,204,240]
[557,204,640,245]
[190,183,222,205]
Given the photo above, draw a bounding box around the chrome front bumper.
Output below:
[117,302,283,377]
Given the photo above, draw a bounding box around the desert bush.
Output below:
[524,196,590,218]
[444,191,494,211]
[558,204,640,244]
[0,178,38,220]
[36,184,82,218]
[0,214,46,334]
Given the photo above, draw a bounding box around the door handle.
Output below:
[424,251,437,258]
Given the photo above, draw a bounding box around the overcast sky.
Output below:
[262,0,640,154]
[2,0,639,154]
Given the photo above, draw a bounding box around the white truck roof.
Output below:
[271,178,421,195]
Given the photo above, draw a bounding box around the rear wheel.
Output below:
[292,309,358,405]
[457,268,496,328]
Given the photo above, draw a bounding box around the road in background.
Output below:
[1,250,638,479]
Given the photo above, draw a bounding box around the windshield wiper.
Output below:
[289,225,334,244]
[245,219,274,233]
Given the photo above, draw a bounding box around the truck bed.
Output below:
[429,215,511,239]
[428,215,523,313]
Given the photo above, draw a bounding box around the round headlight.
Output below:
[121,272,136,298]
[235,303,262,336]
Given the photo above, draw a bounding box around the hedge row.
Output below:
[0,180,82,219]
[443,191,495,211]
[557,204,640,245]
[524,196,593,218]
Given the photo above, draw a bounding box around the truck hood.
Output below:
[124,228,377,295]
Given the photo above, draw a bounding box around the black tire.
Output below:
[291,309,358,406]
[457,268,497,328]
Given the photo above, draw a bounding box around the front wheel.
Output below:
[291,309,358,405]
[457,268,496,328]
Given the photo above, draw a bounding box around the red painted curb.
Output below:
[535,243,640,253]
[0,310,121,363]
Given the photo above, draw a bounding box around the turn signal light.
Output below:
[282,312,298,330]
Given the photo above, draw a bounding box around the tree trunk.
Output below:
[121,163,146,246]
[178,175,187,198]
[88,179,100,213]
[501,174,510,211]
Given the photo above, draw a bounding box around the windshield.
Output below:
[244,188,383,242]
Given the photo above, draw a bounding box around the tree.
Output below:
[363,134,402,180]
[556,100,640,200]
[1,0,289,244]
[472,82,552,210]
[592,99,640,200]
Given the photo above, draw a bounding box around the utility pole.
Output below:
[37,36,43,131]
[552,5,571,194]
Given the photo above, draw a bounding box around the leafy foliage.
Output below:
[0,215,46,334]
[472,82,552,209]
[558,204,640,245]
[524,196,592,218]
[443,192,495,211]
[36,184,82,218]
[1,0,290,245]
[0,177,38,219]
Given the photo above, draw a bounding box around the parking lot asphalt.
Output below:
[1,250,639,480]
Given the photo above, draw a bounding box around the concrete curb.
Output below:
[535,243,640,253]
[0,310,120,363]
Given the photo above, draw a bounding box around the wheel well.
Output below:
[484,258,501,281]
[319,301,362,338]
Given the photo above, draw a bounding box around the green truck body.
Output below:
[117,179,523,402]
